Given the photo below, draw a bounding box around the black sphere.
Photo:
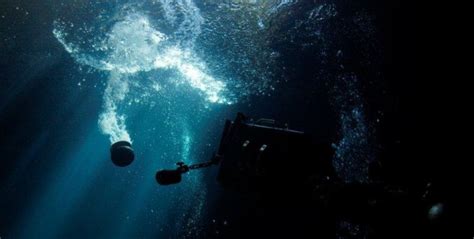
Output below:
[110,141,135,167]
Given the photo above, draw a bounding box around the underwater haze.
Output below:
[1,0,414,238]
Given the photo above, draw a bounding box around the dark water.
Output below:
[1,0,418,238]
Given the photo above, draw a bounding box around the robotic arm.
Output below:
[110,112,334,188]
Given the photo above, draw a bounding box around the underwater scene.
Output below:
[1,0,428,238]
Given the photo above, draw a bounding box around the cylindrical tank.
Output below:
[110,141,135,167]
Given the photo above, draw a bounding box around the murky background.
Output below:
[1,0,412,238]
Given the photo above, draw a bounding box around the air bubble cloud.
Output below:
[54,1,230,143]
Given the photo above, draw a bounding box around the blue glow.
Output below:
[1,1,379,238]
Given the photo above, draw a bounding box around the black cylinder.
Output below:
[110,141,135,167]
[156,169,182,185]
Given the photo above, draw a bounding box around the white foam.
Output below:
[53,2,230,143]
[98,72,131,143]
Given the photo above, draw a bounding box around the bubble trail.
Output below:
[53,4,230,143]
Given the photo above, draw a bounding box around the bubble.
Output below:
[53,2,231,143]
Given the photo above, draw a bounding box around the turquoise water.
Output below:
[0,1,386,238]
